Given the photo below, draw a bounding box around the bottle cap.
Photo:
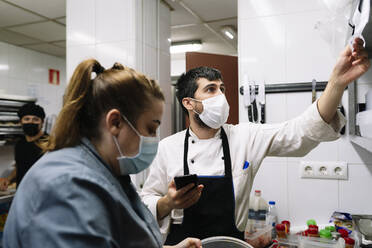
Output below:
[307,219,317,226]
[343,237,355,245]
[319,229,332,239]
[269,201,276,205]
[276,224,285,231]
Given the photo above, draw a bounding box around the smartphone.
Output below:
[174,174,198,190]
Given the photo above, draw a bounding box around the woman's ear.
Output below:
[105,109,122,136]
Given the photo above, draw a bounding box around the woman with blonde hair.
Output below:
[3,59,201,248]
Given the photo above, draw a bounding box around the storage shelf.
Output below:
[0,194,14,204]
[0,94,36,143]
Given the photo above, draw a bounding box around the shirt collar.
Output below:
[188,127,221,140]
[80,137,114,173]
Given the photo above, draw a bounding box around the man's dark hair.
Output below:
[18,102,46,120]
[176,66,222,115]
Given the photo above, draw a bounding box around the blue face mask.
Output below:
[113,115,159,175]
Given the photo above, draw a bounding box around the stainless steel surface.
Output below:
[353,215,372,241]
[201,236,253,248]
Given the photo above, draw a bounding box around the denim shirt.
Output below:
[3,138,163,248]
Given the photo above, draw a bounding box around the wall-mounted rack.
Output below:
[239,81,330,95]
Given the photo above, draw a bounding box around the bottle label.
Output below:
[248,209,267,220]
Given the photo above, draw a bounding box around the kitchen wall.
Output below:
[238,0,372,227]
[67,0,171,189]
[67,0,171,140]
[171,54,186,76]
[0,41,66,175]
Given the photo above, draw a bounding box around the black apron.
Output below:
[165,127,244,245]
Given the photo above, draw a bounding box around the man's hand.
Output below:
[318,38,370,124]
[164,237,202,248]
[166,180,204,210]
[157,180,203,221]
[0,178,10,191]
[329,37,370,88]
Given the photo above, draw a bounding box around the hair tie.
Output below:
[92,62,105,75]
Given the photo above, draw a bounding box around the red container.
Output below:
[276,224,287,239]
[308,227,319,237]
[344,237,355,248]
[281,220,291,234]
[338,229,349,238]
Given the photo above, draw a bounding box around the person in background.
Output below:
[140,38,370,244]
[0,103,47,191]
[3,59,201,248]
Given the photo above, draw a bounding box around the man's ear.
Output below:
[105,109,122,136]
[182,98,194,112]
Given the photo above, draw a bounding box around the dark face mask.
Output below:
[22,123,40,137]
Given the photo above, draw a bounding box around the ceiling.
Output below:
[164,0,237,59]
[0,0,237,59]
[0,0,66,57]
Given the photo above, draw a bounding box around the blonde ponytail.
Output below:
[44,59,103,151]
[44,59,164,152]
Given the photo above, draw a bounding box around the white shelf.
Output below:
[350,135,372,153]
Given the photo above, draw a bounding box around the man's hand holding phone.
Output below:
[167,175,203,210]
[157,175,204,221]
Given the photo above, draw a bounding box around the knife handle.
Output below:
[253,100,258,122]
[260,104,265,124]
[248,105,253,122]
[339,105,346,135]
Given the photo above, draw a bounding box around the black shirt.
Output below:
[14,134,47,186]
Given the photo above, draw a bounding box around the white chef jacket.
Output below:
[140,101,346,238]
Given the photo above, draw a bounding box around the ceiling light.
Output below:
[170,40,202,54]
[221,26,236,40]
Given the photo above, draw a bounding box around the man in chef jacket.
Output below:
[141,38,370,244]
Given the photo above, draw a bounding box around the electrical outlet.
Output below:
[300,161,348,180]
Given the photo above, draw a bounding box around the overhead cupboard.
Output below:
[348,0,372,152]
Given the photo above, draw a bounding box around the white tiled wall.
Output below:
[67,0,171,188]
[67,0,171,136]
[0,41,66,175]
[240,0,372,227]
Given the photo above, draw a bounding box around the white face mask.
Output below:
[191,94,230,129]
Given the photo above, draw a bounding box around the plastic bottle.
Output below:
[246,190,268,233]
[266,201,278,238]
[275,224,287,239]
